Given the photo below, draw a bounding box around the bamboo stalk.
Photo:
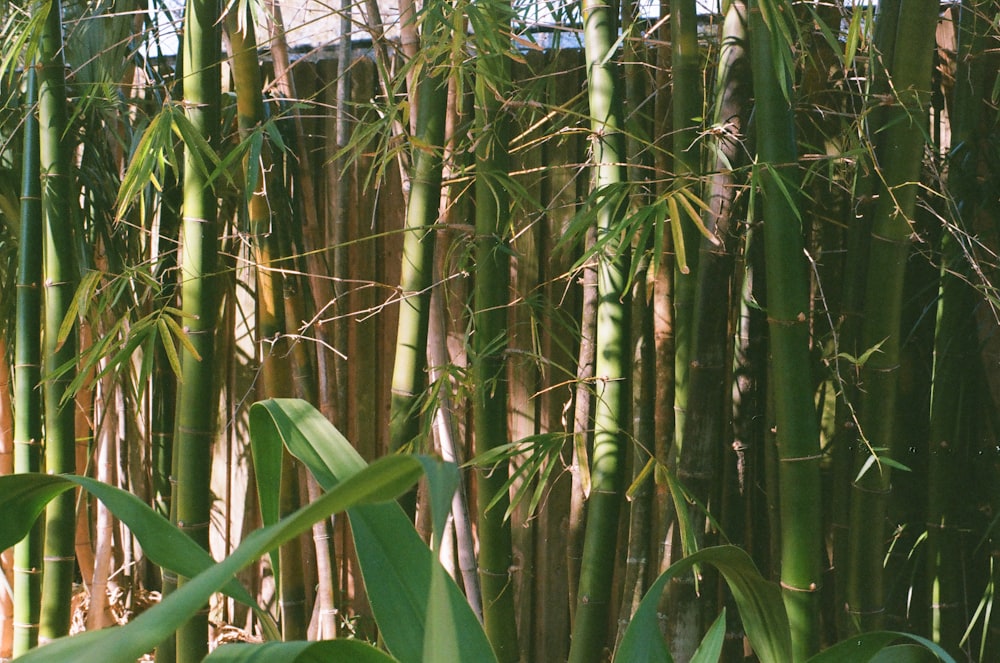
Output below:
[0,338,14,658]
[471,0,519,657]
[670,0,703,468]
[748,2,823,657]
[174,0,222,658]
[13,65,42,658]
[38,0,80,642]
[846,3,939,634]
[387,0,450,516]
[566,0,632,658]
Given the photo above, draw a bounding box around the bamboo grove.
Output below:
[0,0,998,661]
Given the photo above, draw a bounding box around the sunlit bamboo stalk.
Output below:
[567,0,631,658]
[173,0,222,658]
[37,0,80,642]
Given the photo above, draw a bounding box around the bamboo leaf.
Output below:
[162,311,202,362]
[690,608,727,663]
[157,318,182,380]
[615,546,791,663]
[205,640,398,662]
[11,453,425,663]
[667,194,688,274]
[805,631,955,662]
[844,6,863,70]
[249,399,496,663]
[0,474,257,609]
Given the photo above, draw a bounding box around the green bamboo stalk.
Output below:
[846,3,939,634]
[471,0,518,657]
[566,0,631,659]
[924,2,987,653]
[666,3,750,654]
[829,0,902,639]
[615,0,655,643]
[748,2,822,658]
[670,0,702,465]
[13,65,42,658]
[174,0,221,659]
[37,0,79,643]
[387,0,449,516]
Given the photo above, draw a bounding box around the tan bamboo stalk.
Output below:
[428,290,482,619]
[567,225,597,620]
[226,7,309,640]
[74,320,96,598]
[0,338,13,658]
[87,370,118,631]
[266,0,339,423]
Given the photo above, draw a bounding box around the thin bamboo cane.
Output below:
[615,0,655,643]
[174,0,222,659]
[670,0,703,469]
[38,0,80,642]
[749,2,823,658]
[387,0,450,517]
[471,0,519,657]
[567,0,631,659]
[12,66,42,657]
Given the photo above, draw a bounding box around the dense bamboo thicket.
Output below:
[0,1,999,662]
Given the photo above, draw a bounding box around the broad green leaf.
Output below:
[249,398,497,663]
[807,632,955,663]
[0,474,254,608]
[204,640,398,662]
[615,546,791,663]
[690,608,727,663]
[13,453,424,663]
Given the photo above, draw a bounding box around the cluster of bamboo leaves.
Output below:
[0,0,998,662]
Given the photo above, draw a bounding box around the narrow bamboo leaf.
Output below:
[690,608,727,663]
[11,454,424,663]
[626,457,655,501]
[205,640,398,662]
[615,546,791,663]
[56,270,101,347]
[157,318,182,379]
[162,310,202,361]
[667,195,689,274]
[844,7,863,70]
[806,631,955,663]
[249,399,497,663]
[115,108,175,220]
[663,466,700,561]
[675,188,721,246]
